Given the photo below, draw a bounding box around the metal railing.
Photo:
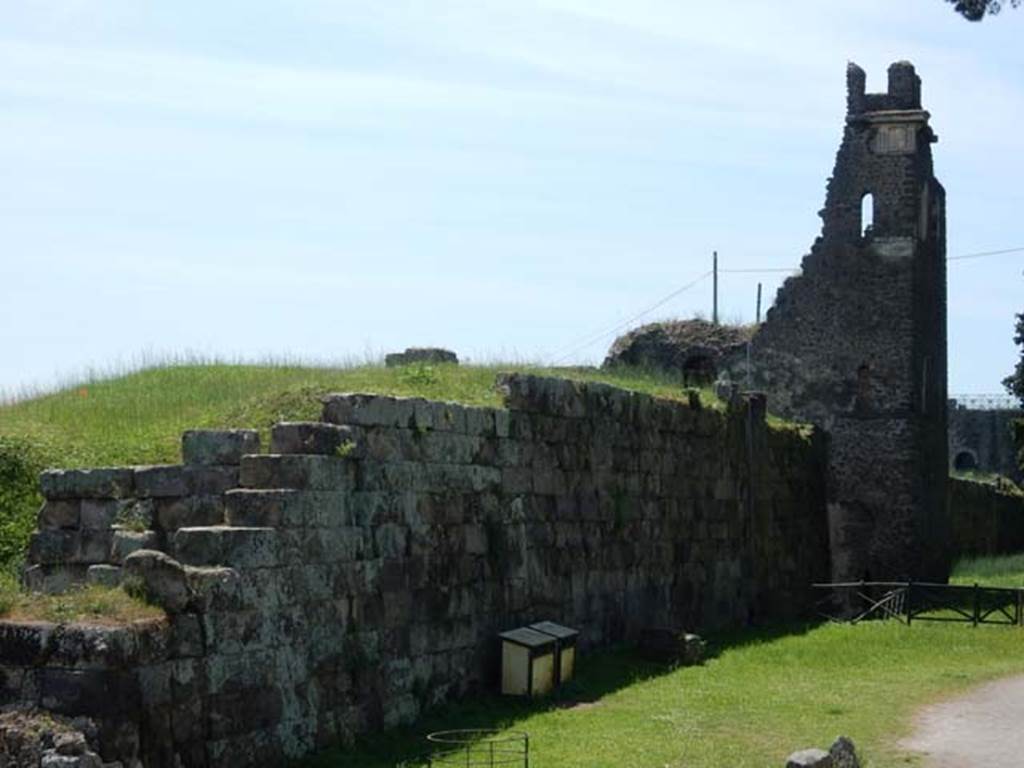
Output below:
[813,581,1024,627]
[399,730,529,768]
[950,394,1022,411]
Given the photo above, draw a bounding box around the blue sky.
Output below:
[2,0,1022,396]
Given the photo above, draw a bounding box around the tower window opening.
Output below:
[861,192,874,237]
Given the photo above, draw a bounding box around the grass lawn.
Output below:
[0,577,163,626]
[0,362,721,469]
[305,621,1024,768]
[951,553,1024,588]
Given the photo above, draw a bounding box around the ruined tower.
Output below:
[745,62,949,581]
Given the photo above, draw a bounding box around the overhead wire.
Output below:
[547,271,712,365]
[548,243,1024,363]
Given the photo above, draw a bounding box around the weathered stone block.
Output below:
[181,429,260,466]
[133,465,189,498]
[384,347,458,367]
[270,422,359,456]
[110,529,159,565]
[78,529,114,564]
[168,613,205,658]
[22,564,87,594]
[174,526,280,569]
[321,394,417,428]
[85,564,122,588]
[224,489,304,528]
[28,530,80,565]
[829,736,860,768]
[123,549,191,613]
[37,500,80,530]
[240,454,354,491]
[185,464,240,495]
[786,749,833,768]
[79,499,121,530]
[39,468,134,500]
[155,495,224,531]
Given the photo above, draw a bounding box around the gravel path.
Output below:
[898,675,1024,767]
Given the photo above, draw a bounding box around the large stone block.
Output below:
[28,530,80,565]
[85,564,122,588]
[321,394,418,428]
[37,500,80,530]
[133,465,189,498]
[78,499,122,530]
[224,489,305,528]
[22,564,87,594]
[240,455,354,491]
[155,495,224,531]
[123,549,191,613]
[270,422,359,457]
[174,526,280,569]
[110,529,160,565]
[185,464,240,495]
[384,347,458,367]
[39,468,134,500]
[181,429,260,466]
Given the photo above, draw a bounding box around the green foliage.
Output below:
[302,622,1024,768]
[334,440,357,459]
[947,0,1020,20]
[0,437,45,574]
[1004,312,1024,406]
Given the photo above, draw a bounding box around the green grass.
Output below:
[951,553,1024,587]
[951,470,1023,496]
[0,574,163,625]
[0,362,720,469]
[0,360,725,573]
[304,621,1024,768]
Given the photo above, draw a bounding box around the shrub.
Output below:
[0,438,44,574]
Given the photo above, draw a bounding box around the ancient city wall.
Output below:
[0,375,829,767]
[948,403,1023,484]
[949,477,1024,559]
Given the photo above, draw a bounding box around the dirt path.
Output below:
[898,675,1024,767]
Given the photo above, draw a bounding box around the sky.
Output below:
[1,0,1022,397]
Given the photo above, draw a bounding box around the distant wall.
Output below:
[1,375,829,767]
[950,476,1024,559]
[948,403,1023,484]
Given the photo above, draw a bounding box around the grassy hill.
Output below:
[0,361,716,572]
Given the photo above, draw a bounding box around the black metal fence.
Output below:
[813,581,1024,627]
[398,730,529,768]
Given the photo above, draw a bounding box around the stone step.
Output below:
[224,489,304,527]
[269,422,358,456]
[239,454,354,491]
[173,526,280,568]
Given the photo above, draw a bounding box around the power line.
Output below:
[948,245,1024,261]
[548,271,712,365]
[548,243,1023,364]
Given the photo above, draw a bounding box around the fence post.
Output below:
[906,580,913,625]
[973,582,980,627]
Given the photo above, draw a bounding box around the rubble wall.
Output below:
[1,375,828,766]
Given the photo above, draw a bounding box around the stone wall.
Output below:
[0,375,828,767]
[950,477,1024,559]
[948,402,1023,483]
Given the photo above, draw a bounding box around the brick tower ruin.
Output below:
[743,61,949,582]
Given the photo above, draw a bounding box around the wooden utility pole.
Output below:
[756,282,762,324]
[712,251,719,325]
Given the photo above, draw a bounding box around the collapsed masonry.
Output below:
[1,376,828,766]
[740,61,949,582]
[610,62,950,582]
